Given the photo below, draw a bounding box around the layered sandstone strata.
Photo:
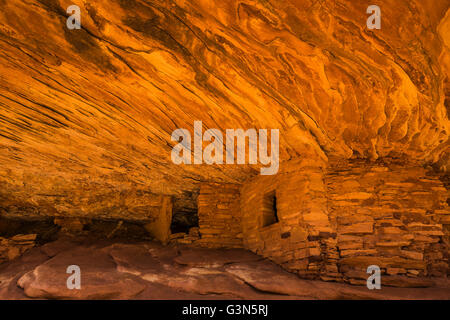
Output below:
[0,0,448,218]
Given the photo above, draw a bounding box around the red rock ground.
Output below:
[0,238,449,300]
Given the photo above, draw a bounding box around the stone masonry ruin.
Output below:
[0,0,449,299]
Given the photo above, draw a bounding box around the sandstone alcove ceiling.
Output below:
[1,0,450,300]
[0,0,449,220]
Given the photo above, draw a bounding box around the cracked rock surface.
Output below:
[0,238,449,300]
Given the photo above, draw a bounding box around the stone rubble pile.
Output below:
[169,227,201,245]
[0,234,37,263]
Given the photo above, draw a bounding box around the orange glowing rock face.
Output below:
[0,0,448,220]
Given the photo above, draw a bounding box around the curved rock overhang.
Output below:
[0,0,448,220]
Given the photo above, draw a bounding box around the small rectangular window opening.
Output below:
[262,191,278,227]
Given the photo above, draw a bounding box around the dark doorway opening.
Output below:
[262,191,279,227]
[170,209,199,234]
[171,193,199,234]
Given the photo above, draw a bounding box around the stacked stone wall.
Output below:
[240,160,334,280]
[327,159,449,285]
[194,183,243,248]
[239,159,450,286]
